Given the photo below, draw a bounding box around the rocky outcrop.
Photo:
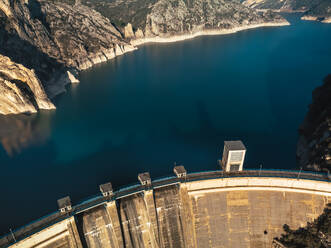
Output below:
[0,0,136,114]
[39,1,136,70]
[301,0,331,23]
[242,0,307,11]
[0,54,55,115]
[83,0,288,43]
[243,0,331,23]
[297,75,331,174]
[0,0,289,114]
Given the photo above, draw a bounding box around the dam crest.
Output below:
[1,142,330,248]
[0,169,330,248]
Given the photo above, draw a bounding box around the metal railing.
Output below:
[0,169,329,248]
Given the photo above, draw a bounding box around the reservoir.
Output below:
[0,14,331,235]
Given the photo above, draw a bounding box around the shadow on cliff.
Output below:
[27,0,51,33]
[300,74,331,136]
[0,6,66,88]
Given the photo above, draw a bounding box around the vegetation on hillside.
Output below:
[305,0,331,18]
[275,204,331,248]
[297,75,331,174]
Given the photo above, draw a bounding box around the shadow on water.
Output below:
[0,14,331,235]
[0,111,54,156]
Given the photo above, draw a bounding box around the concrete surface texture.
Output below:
[7,177,331,248]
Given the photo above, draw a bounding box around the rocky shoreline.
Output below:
[45,46,137,99]
[301,15,331,23]
[131,21,290,46]
[0,54,55,115]
[0,0,329,115]
[0,0,291,115]
[243,0,331,23]
[45,21,289,100]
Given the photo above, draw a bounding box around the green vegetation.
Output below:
[298,75,331,174]
[82,0,156,29]
[48,0,76,5]
[275,204,331,248]
[306,0,331,18]
[245,0,331,13]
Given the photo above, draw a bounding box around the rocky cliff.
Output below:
[243,0,331,23]
[302,0,331,23]
[297,75,331,174]
[0,0,289,115]
[0,54,54,115]
[82,0,288,41]
[0,0,136,114]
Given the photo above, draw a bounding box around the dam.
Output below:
[0,169,330,248]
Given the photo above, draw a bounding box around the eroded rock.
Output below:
[0,54,55,115]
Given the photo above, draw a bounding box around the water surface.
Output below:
[0,14,331,234]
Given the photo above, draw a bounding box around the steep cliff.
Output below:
[0,0,288,114]
[38,0,135,70]
[0,54,55,115]
[243,0,331,23]
[0,0,135,113]
[297,75,331,174]
[82,0,288,41]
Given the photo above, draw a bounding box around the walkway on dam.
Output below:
[0,169,330,248]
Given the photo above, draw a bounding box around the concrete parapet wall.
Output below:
[186,177,331,195]
[4,175,331,248]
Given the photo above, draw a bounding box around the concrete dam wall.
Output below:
[1,171,330,248]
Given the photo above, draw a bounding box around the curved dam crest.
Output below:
[1,171,330,248]
[1,13,331,236]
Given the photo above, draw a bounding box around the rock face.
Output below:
[0,54,55,115]
[243,0,331,23]
[0,0,135,114]
[0,0,288,115]
[83,0,288,41]
[297,75,331,174]
[302,0,331,23]
[39,1,135,70]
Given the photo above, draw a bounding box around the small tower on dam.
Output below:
[99,182,113,197]
[138,172,152,186]
[57,196,72,213]
[174,165,187,178]
[221,140,246,172]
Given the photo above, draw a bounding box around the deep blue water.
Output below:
[0,14,331,234]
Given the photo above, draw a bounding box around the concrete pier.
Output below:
[105,201,125,248]
[1,170,330,248]
[143,190,160,247]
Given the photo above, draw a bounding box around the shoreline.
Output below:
[131,22,290,46]
[301,15,331,23]
[8,21,291,113]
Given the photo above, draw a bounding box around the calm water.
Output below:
[0,14,331,234]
